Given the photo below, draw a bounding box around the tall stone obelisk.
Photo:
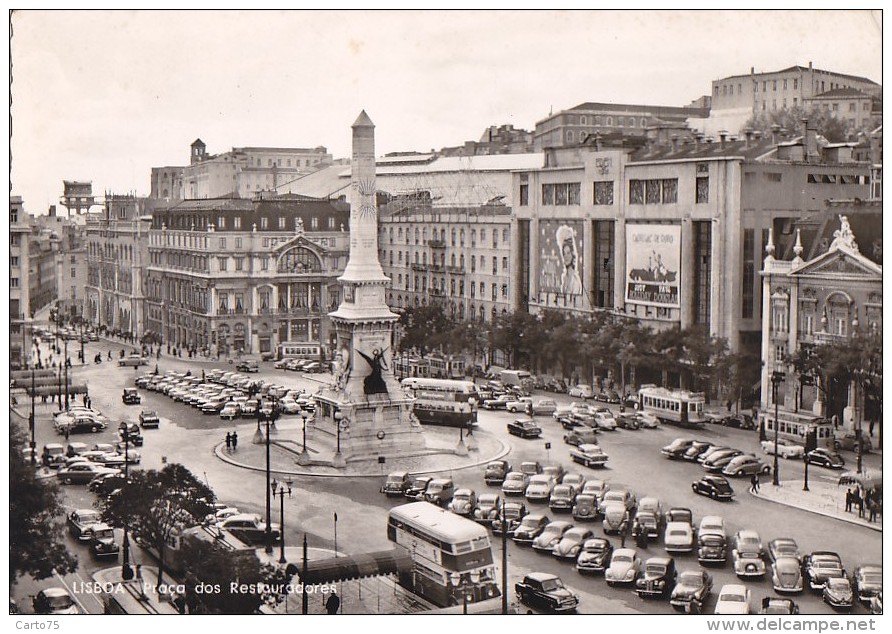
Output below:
[317,111,425,464]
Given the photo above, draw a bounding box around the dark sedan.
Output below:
[804,551,846,590]
[512,513,551,545]
[507,418,542,439]
[484,460,511,485]
[806,448,846,469]
[692,475,734,501]
[575,537,613,575]
[670,570,713,613]
[636,557,677,599]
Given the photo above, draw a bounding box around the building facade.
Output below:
[11,196,32,368]
[379,202,513,323]
[181,139,332,200]
[28,239,57,318]
[759,216,881,428]
[803,88,880,132]
[56,247,88,320]
[144,195,349,356]
[511,128,873,354]
[150,166,185,201]
[84,194,153,337]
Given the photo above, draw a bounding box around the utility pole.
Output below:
[501,501,508,614]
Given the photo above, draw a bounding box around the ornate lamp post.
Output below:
[333,411,348,467]
[770,370,785,486]
[297,413,310,466]
[271,477,292,564]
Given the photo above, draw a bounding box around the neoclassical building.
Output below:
[759,216,882,427]
[144,195,349,356]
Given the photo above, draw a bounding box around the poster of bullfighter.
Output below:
[625,223,681,308]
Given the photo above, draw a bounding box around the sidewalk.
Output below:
[753,478,881,531]
[214,417,509,477]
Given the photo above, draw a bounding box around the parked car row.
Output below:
[67,508,120,559]
[53,406,110,435]
[273,358,327,373]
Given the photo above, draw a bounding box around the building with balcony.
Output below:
[759,215,881,428]
[511,122,874,356]
[11,195,32,369]
[379,201,513,323]
[144,194,349,357]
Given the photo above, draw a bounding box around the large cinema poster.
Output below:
[537,219,590,309]
[625,224,681,308]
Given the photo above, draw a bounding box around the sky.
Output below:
[8,9,883,215]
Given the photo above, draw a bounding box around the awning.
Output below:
[295,549,413,585]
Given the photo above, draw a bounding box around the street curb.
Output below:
[748,488,882,532]
[212,435,511,478]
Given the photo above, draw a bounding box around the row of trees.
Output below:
[744,104,877,144]
[9,423,289,614]
[397,305,761,404]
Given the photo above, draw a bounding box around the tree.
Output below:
[397,304,454,358]
[178,539,291,614]
[9,425,78,585]
[99,463,215,592]
[744,105,870,144]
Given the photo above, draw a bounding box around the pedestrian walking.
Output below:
[231,431,238,450]
[857,491,865,518]
[225,433,232,451]
[869,419,875,437]
[64,426,70,442]
[845,488,853,512]
[867,497,878,523]
[750,474,759,494]
[325,591,340,615]
[619,518,629,548]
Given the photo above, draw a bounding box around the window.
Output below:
[696,177,709,204]
[541,182,581,205]
[219,238,227,249]
[261,217,268,229]
[491,285,497,301]
[793,78,798,90]
[783,79,787,90]
[773,80,777,91]
[235,238,242,249]
[492,258,497,275]
[629,179,644,204]
[10,277,18,288]
[218,257,228,271]
[234,217,242,230]
[772,303,788,332]
[742,229,755,319]
[311,217,319,229]
[593,181,614,205]
[451,229,456,246]
[217,216,226,229]
[10,256,18,267]
[219,293,229,311]
[470,256,476,272]
[519,184,528,206]
[502,256,508,271]
[328,217,336,229]
[71,267,76,278]
[775,345,786,364]
[631,178,678,204]
[278,217,286,230]
[502,229,508,242]
[235,257,243,271]
[502,284,508,299]
[261,257,269,271]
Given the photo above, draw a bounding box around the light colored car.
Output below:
[664,521,695,553]
[772,556,804,593]
[581,479,609,505]
[219,402,241,420]
[570,444,609,468]
[605,548,641,586]
[635,412,660,428]
[532,520,574,552]
[447,489,477,517]
[733,530,766,578]
[699,515,726,539]
[525,474,555,503]
[568,384,594,399]
[592,412,618,431]
[278,399,302,415]
[552,526,594,559]
[760,438,805,459]
[714,584,751,615]
[501,471,529,497]
[722,454,772,477]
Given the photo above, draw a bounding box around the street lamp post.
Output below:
[29,367,37,468]
[264,412,273,555]
[63,339,69,410]
[121,428,134,580]
[500,500,508,614]
[271,477,292,564]
[771,371,784,486]
[854,369,864,475]
[802,453,810,492]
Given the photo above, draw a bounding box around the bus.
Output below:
[762,411,834,449]
[500,369,534,394]
[387,501,501,608]
[638,386,706,427]
[276,342,323,361]
[401,377,478,428]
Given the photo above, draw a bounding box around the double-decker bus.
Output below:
[387,501,501,608]
[401,377,478,427]
[762,411,834,449]
[638,385,706,427]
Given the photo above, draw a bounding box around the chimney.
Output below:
[753,130,763,141]
[670,134,679,153]
[718,130,728,149]
[744,127,754,149]
[802,118,818,161]
[770,124,781,145]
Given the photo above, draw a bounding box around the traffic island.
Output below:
[754,479,881,532]
[214,418,508,477]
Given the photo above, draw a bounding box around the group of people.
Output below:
[224,431,239,451]
[845,485,881,523]
[618,517,649,550]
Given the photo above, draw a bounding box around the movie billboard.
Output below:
[625,224,681,308]
[537,219,590,309]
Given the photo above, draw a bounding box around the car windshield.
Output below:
[519,517,540,528]
[722,594,746,602]
[613,554,631,563]
[540,578,564,592]
[412,479,429,488]
[46,594,74,609]
[505,473,523,482]
[646,563,667,574]
[480,496,497,505]
[669,530,688,537]
[827,578,850,590]
[386,476,404,484]
[454,492,470,501]
[679,572,703,585]
[94,528,114,539]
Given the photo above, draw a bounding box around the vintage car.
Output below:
[682,441,714,462]
[568,384,594,399]
[42,443,67,468]
[121,388,142,404]
[670,569,713,613]
[571,494,598,522]
[636,497,664,538]
[525,474,556,504]
[563,427,598,447]
[615,413,640,430]
[664,521,696,553]
[139,410,160,428]
[635,412,660,428]
[636,556,678,599]
[520,461,543,476]
[423,478,455,507]
[602,488,636,512]
[515,572,579,613]
[57,462,119,485]
[491,500,526,535]
[473,493,501,524]
[542,464,566,484]
[592,411,618,431]
[771,556,804,593]
[852,565,883,606]
[702,449,745,473]
[768,537,802,563]
[601,503,629,535]
[483,460,512,486]
[804,551,846,590]
[118,422,144,446]
[733,530,766,579]
[482,394,514,410]
[722,454,772,477]
[835,431,873,453]
[561,473,586,491]
[806,448,846,469]
[823,577,855,610]
[575,537,613,575]
[581,479,610,506]
[447,488,477,517]
[605,548,642,586]
[507,418,542,439]
[692,475,734,501]
[217,513,280,545]
[714,584,751,615]
[552,526,594,560]
[758,597,800,615]
[501,471,530,497]
[380,471,412,496]
[405,476,433,501]
[760,438,805,460]
[32,589,79,615]
[697,532,728,565]
[548,484,578,513]
[68,508,103,540]
[512,513,551,545]
[570,444,609,469]
[89,523,120,558]
[661,438,695,459]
